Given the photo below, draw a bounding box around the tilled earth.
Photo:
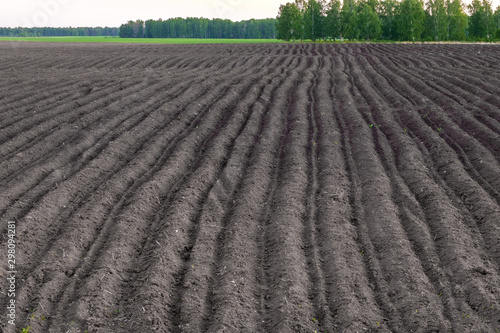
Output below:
[1,41,500,332]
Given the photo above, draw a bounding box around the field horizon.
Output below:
[1,36,499,44]
[0,36,281,44]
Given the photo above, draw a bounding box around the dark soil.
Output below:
[1,41,500,333]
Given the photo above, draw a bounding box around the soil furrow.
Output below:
[357,49,500,331]
[0,78,84,121]
[418,109,500,204]
[2,42,500,333]
[170,73,287,333]
[400,109,500,277]
[302,55,334,332]
[340,54,448,332]
[349,53,462,329]
[0,57,256,304]
[380,54,500,158]
[117,56,297,333]
[0,49,267,220]
[0,78,145,163]
[392,60,500,159]
[4,70,252,330]
[247,60,311,333]
[34,59,287,332]
[315,53,393,332]
[367,54,500,265]
[252,56,322,333]
[365,54,500,203]
[0,80,162,216]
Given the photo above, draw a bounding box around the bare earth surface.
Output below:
[1,41,500,333]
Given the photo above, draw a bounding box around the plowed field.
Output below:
[1,42,500,333]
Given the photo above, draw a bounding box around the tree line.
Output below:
[276,0,500,41]
[119,18,276,39]
[0,27,119,37]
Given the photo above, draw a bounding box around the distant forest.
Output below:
[119,18,277,39]
[0,27,119,37]
[3,0,499,42]
[276,0,500,41]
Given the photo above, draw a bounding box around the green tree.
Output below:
[341,0,359,39]
[380,0,398,39]
[467,0,494,39]
[358,4,382,39]
[446,0,467,40]
[494,6,500,39]
[468,0,482,38]
[120,20,144,38]
[136,20,144,38]
[396,0,426,40]
[145,19,154,38]
[426,0,447,40]
[304,0,325,40]
[276,3,304,41]
[119,22,134,38]
[325,0,342,39]
[483,0,496,39]
[295,0,308,12]
[495,6,500,29]
[364,0,381,12]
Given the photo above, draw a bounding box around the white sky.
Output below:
[1,0,286,28]
[1,0,499,28]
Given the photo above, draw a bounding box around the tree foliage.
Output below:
[446,0,467,40]
[358,1,382,40]
[121,17,276,39]
[341,0,359,39]
[304,0,325,40]
[495,6,500,30]
[276,3,304,41]
[111,0,500,42]
[0,27,118,37]
[380,0,398,39]
[468,0,496,39]
[425,0,447,40]
[495,6,500,39]
[120,20,144,38]
[325,0,342,39]
[396,0,426,40]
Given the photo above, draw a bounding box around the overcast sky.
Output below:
[2,0,500,28]
[1,0,286,28]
